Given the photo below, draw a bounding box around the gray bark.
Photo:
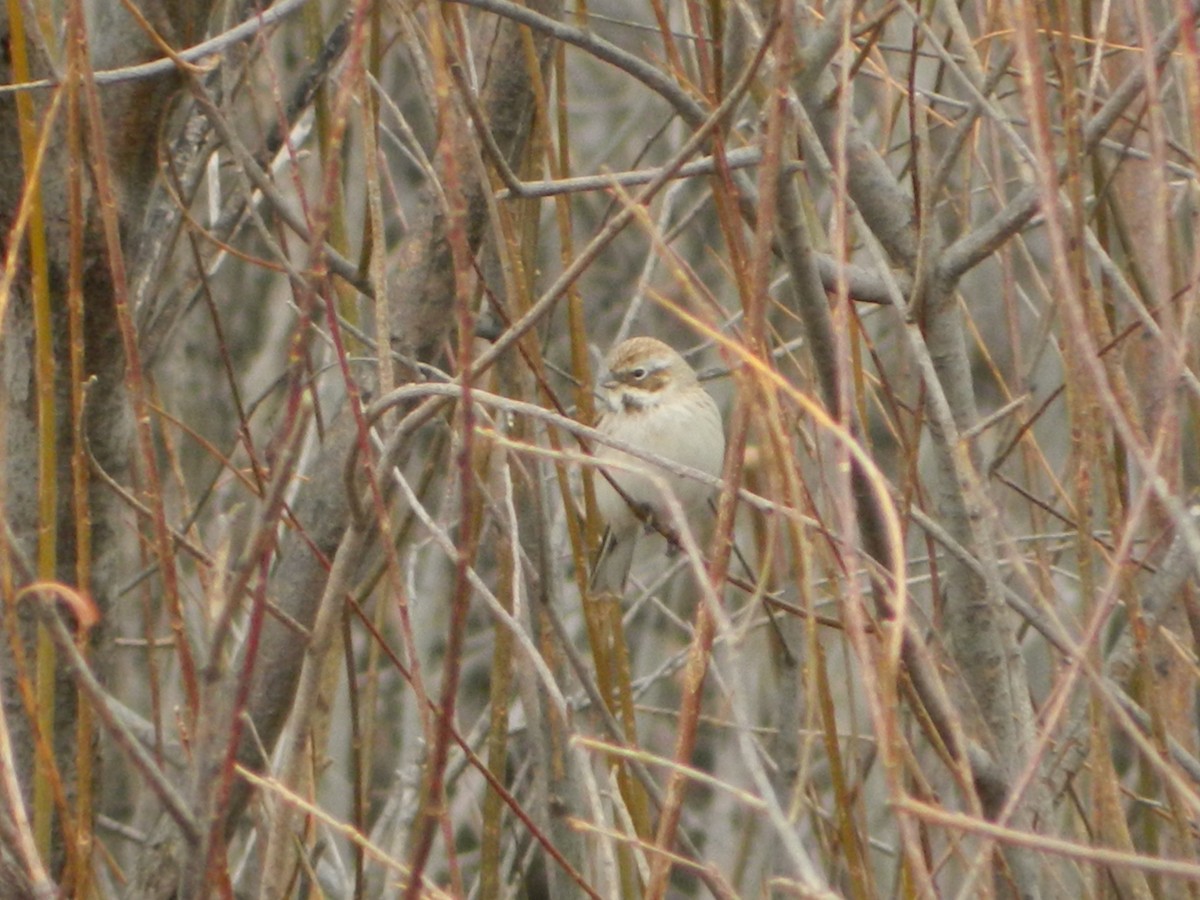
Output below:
[0,0,215,881]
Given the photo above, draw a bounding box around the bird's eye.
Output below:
[630,367,647,380]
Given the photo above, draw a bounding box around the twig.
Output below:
[30,601,199,845]
[0,0,314,93]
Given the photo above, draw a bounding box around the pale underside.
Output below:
[591,387,724,592]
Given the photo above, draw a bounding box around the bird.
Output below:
[589,336,725,593]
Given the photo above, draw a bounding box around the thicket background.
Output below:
[2,0,1200,897]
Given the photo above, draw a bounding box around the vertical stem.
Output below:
[6,0,57,863]
[64,1,93,891]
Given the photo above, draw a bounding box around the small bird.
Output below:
[590,336,725,592]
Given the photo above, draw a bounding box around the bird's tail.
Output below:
[589,528,635,595]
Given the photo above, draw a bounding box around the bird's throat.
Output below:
[621,391,659,413]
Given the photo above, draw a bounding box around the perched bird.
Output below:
[590,336,725,592]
